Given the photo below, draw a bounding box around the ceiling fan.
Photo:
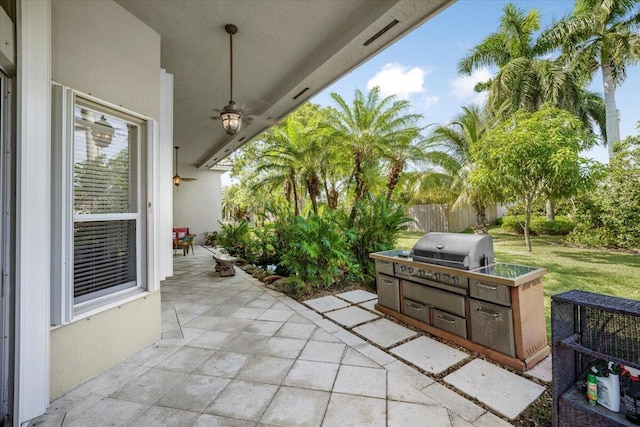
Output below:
[173,146,197,187]
[212,24,272,133]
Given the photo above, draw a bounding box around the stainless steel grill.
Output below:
[410,232,494,270]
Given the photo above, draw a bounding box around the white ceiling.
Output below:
[114,0,454,167]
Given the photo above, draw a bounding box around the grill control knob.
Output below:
[408,267,414,274]
[400,266,406,273]
[452,276,459,285]
[434,273,441,281]
[418,269,426,277]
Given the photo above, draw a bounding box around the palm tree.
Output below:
[253,105,340,215]
[254,118,306,215]
[327,87,422,218]
[458,3,607,134]
[425,105,495,234]
[539,0,640,158]
[380,128,425,201]
[458,3,607,220]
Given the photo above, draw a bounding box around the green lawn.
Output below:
[397,228,640,335]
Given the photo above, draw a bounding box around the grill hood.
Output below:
[410,232,494,270]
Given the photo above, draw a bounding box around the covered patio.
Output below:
[30,248,549,426]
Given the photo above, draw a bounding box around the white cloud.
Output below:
[449,67,491,104]
[422,95,440,109]
[366,63,430,99]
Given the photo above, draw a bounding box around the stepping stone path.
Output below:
[304,289,550,422]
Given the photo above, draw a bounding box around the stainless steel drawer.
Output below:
[433,308,467,339]
[469,299,515,357]
[375,259,394,276]
[376,273,400,312]
[469,279,511,306]
[403,298,430,324]
[403,280,466,318]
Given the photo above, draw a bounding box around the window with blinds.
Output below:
[73,101,142,304]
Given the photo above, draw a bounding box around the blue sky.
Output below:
[311,0,640,164]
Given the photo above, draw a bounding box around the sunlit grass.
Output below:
[396,227,640,335]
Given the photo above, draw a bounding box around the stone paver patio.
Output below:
[29,247,551,426]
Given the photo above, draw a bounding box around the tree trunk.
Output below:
[323,177,331,209]
[307,174,319,215]
[349,157,364,221]
[290,174,299,216]
[602,62,620,159]
[328,188,339,209]
[546,198,555,221]
[386,161,403,202]
[524,198,532,252]
[474,206,487,235]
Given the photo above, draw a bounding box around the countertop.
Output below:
[370,250,547,287]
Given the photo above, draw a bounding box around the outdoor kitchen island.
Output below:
[370,233,550,372]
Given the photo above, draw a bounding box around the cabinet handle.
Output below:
[476,283,499,291]
[407,303,423,311]
[438,315,456,324]
[476,307,501,318]
[383,280,395,285]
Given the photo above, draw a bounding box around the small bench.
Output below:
[212,251,239,277]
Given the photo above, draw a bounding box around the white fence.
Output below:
[406,204,502,233]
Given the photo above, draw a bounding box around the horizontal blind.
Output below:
[73,104,139,302]
[73,113,132,214]
[73,220,136,298]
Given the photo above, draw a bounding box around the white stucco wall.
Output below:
[49,292,160,400]
[51,0,161,119]
[49,0,163,400]
[173,164,226,244]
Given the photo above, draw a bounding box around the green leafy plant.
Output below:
[347,195,412,284]
[278,213,349,290]
[501,215,575,235]
[569,136,640,249]
[217,221,251,256]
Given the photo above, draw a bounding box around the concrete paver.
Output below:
[325,305,380,328]
[29,247,532,427]
[333,365,387,398]
[444,359,545,420]
[260,386,331,427]
[205,379,278,421]
[352,318,418,348]
[303,295,350,313]
[335,289,377,304]
[282,360,340,391]
[387,401,452,427]
[390,335,469,374]
[322,393,386,427]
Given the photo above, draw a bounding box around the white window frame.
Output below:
[51,84,152,325]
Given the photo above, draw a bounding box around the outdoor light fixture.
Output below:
[92,115,114,147]
[173,146,182,187]
[219,24,242,135]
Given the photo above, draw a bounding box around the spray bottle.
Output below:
[587,372,598,406]
[592,360,621,412]
[622,365,640,424]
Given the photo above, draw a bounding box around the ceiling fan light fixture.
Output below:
[220,100,242,135]
[173,146,182,187]
[219,24,243,135]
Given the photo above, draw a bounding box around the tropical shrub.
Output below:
[347,195,412,284]
[278,213,350,290]
[530,217,575,235]
[568,136,640,249]
[501,215,574,235]
[217,221,251,256]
